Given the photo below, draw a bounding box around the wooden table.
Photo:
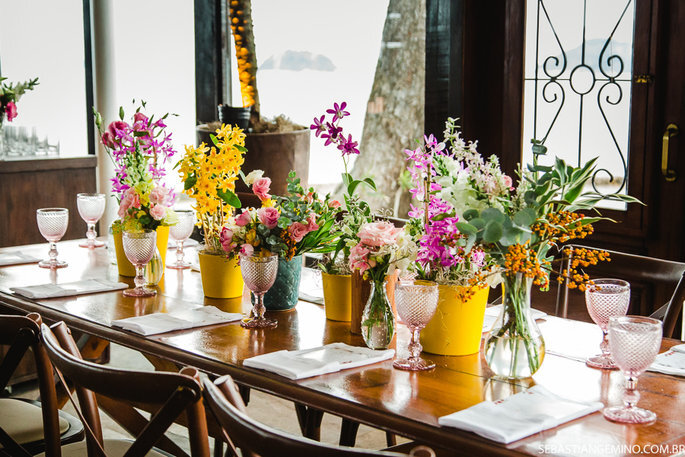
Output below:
[1,240,685,457]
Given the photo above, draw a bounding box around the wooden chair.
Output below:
[39,321,210,457]
[203,375,432,457]
[0,313,83,457]
[556,244,685,338]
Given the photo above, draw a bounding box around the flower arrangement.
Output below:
[177,124,246,254]
[220,170,338,259]
[421,117,639,377]
[0,76,39,128]
[94,102,177,232]
[311,102,376,274]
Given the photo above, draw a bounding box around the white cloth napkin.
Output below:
[243,343,395,380]
[299,267,324,305]
[482,305,547,332]
[649,344,685,376]
[112,306,242,336]
[0,252,41,267]
[438,385,603,444]
[11,279,127,299]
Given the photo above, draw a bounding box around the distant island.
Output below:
[261,50,336,71]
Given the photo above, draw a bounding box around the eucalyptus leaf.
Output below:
[483,221,503,243]
[463,209,479,221]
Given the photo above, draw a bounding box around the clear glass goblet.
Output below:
[603,316,662,424]
[585,279,630,369]
[77,193,106,248]
[167,209,195,270]
[240,253,279,329]
[36,208,69,269]
[393,280,439,371]
[122,230,157,297]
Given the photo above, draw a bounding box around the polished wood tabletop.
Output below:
[1,240,685,456]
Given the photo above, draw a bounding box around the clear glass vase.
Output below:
[144,247,164,286]
[361,280,396,350]
[484,273,545,379]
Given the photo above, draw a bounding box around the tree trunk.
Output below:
[347,0,426,217]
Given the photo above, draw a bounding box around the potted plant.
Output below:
[177,123,246,298]
[94,102,177,278]
[221,170,339,310]
[0,76,39,154]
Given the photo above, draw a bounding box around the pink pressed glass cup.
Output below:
[393,280,439,371]
[36,208,69,269]
[585,279,630,369]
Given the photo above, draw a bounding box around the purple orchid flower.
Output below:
[310,115,327,137]
[326,102,350,122]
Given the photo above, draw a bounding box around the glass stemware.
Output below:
[585,279,630,369]
[36,208,69,269]
[393,280,439,371]
[122,230,157,297]
[77,193,106,248]
[167,209,195,270]
[240,253,279,329]
[603,316,662,424]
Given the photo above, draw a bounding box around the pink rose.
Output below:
[357,221,400,247]
[252,177,271,201]
[117,188,141,219]
[149,185,173,206]
[288,222,309,242]
[101,131,114,148]
[502,175,513,190]
[349,243,370,274]
[107,120,129,138]
[328,200,341,209]
[220,227,236,253]
[5,101,17,122]
[235,210,251,227]
[150,204,166,221]
[305,213,319,232]
[240,244,254,257]
[258,207,279,229]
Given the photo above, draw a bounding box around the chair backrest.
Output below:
[556,244,685,338]
[203,375,410,457]
[0,313,61,457]
[41,321,210,457]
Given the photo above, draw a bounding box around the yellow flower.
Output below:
[261,198,274,208]
[245,229,259,247]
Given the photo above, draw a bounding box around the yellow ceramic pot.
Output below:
[420,284,490,356]
[322,272,352,321]
[113,225,169,278]
[198,252,244,298]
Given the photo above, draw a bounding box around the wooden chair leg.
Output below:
[386,432,397,447]
[237,384,251,406]
[294,403,324,440]
[339,418,360,447]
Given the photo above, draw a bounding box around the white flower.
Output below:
[244,169,264,186]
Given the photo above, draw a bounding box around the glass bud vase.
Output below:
[484,273,545,379]
[361,280,396,349]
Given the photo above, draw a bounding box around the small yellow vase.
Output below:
[322,273,352,321]
[113,225,170,278]
[420,284,490,356]
[198,252,244,298]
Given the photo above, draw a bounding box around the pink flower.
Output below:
[502,175,513,190]
[258,207,279,229]
[235,210,252,227]
[150,204,166,220]
[133,112,148,124]
[328,200,341,209]
[149,185,173,206]
[5,101,17,122]
[252,177,271,201]
[101,131,114,148]
[288,222,309,242]
[240,244,254,257]
[305,213,319,232]
[117,188,141,219]
[220,227,236,253]
[349,243,371,274]
[357,221,400,248]
[107,120,129,138]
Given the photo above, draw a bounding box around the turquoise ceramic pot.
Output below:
[262,256,303,311]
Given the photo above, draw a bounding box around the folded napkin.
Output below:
[112,306,242,336]
[482,305,547,332]
[11,279,127,299]
[299,267,324,305]
[649,344,685,376]
[0,252,41,267]
[438,385,603,444]
[243,342,395,380]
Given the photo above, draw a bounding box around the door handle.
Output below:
[662,123,679,182]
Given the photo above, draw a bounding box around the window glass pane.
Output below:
[522,0,635,210]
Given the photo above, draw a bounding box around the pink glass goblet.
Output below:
[585,279,630,370]
[603,316,662,424]
[167,210,195,270]
[240,253,278,329]
[122,230,157,297]
[36,208,69,269]
[393,280,439,371]
[77,193,106,248]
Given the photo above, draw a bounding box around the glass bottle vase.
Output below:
[361,280,395,349]
[484,273,545,379]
